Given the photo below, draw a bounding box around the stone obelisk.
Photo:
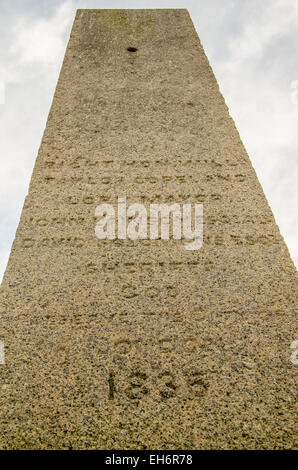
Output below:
[0,9,297,449]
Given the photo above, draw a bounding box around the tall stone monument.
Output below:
[0,9,297,449]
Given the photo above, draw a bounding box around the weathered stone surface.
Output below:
[0,9,297,450]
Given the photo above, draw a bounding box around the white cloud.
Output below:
[11,2,75,69]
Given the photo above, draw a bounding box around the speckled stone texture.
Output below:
[0,9,297,450]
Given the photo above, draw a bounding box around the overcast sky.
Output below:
[0,0,297,281]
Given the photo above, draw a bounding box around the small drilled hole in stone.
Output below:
[127,47,138,52]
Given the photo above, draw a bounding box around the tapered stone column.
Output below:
[0,9,296,449]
